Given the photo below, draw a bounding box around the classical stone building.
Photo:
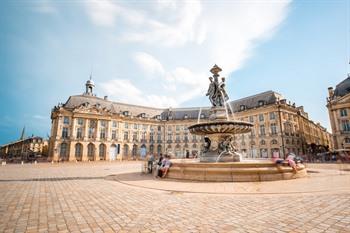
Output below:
[327,75,350,150]
[49,79,332,161]
[0,136,48,161]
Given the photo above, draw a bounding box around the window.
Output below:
[342,120,350,132]
[260,140,266,145]
[259,125,266,136]
[269,112,276,120]
[168,126,172,131]
[270,123,277,135]
[176,133,180,141]
[142,124,147,130]
[63,116,69,124]
[150,132,154,142]
[249,116,254,123]
[100,120,106,127]
[100,128,106,139]
[60,143,68,158]
[134,124,138,130]
[77,118,84,125]
[158,126,161,131]
[123,131,129,140]
[141,132,146,140]
[345,138,350,143]
[340,109,348,117]
[112,121,118,127]
[76,128,83,139]
[112,130,117,140]
[271,139,278,145]
[124,122,128,129]
[259,114,264,122]
[176,125,180,131]
[62,127,69,138]
[133,132,138,141]
[240,105,246,111]
[167,133,172,141]
[157,133,161,141]
[88,127,95,138]
[258,100,265,106]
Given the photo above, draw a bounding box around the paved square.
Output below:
[0,162,349,233]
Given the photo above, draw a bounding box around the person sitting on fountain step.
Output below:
[160,155,172,178]
[286,154,298,172]
[272,153,284,165]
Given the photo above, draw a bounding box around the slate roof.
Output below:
[229,90,283,112]
[334,76,350,97]
[62,91,283,120]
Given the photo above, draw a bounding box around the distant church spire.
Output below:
[20,126,25,140]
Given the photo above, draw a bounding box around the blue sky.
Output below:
[0,0,349,144]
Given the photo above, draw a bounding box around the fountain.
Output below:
[166,65,307,182]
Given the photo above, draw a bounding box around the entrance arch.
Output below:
[99,144,106,160]
[123,144,129,159]
[132,144,138,159]
[87,143,95,161]
[75,143,83,161]
[59,143,68,161]
[109,144,117,161]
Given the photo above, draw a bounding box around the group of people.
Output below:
[147,154,172,178]
[272,153,299,172]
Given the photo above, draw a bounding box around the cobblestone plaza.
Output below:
[0,162,349,233]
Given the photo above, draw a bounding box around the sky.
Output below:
[0,0,349,145]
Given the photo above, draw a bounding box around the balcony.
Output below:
[157,140,162,143]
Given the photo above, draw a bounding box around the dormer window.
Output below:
[240,105,246,111]
[123,111,129,116]
[156,115,161,120]
[258,100,265,106]
[200,113,205,119]
[184,114,188,119]
[140,113,146,118]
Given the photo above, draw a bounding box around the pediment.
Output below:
[73,102,112,115]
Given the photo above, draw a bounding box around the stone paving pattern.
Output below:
[0,162,349,233]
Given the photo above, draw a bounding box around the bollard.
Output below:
[34,161,37,165]
[21,161,24,165]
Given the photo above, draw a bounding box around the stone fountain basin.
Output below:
[188,121,253,135]
[167,159,307,182]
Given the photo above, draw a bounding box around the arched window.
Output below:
[260,140,266,145]
[99,144,106,160]
[75,143,83,161]
[87,143,95,161]
[60,143,68,160]
[271,139,278,145]
[123,144,129,157]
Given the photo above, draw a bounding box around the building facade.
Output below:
[0,136,48,161]
[49,79,332,161]
[327,75,350,150]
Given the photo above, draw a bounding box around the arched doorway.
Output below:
[87,143,95,161]
[99,144,106,160]
[109,144,117,161]
[75,143,83,161]
[123,144,129,159]
[140,144,147,159]
[132,144,138,159]
[59,143,68,161]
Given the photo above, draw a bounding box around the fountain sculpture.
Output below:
[189,64,253,162]
[166,65,307,182]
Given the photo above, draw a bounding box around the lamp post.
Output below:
[277,99,286,159]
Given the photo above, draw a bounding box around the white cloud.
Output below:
[84,0,120,27]
[89,0,291,108]
[134,52,165,76]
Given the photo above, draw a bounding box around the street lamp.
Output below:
[277,98,286,159]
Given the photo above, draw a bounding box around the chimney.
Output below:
[328,87,334,98]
